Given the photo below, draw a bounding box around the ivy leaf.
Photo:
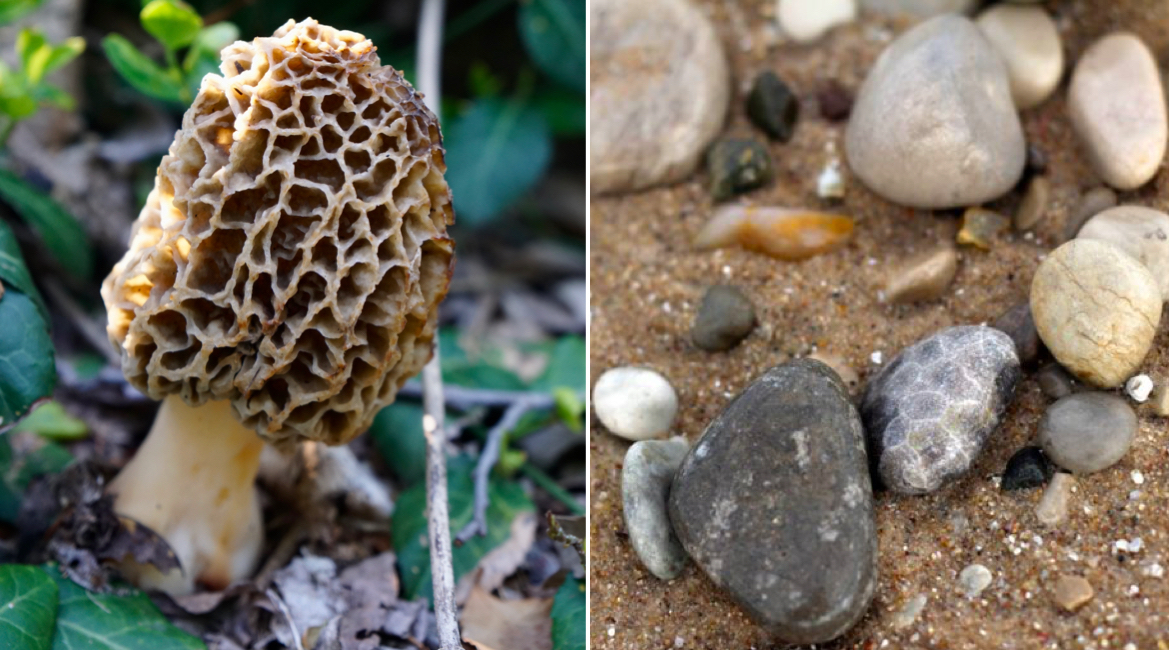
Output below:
[0,565,58,650]
[140,0,202,52]
[392,454,535,603]
[13,401,87,441]
[443,97,551,226]
[369,402,428,488]
[0,291,55,431]
[518,0,586,93]
[102,34,184,103]
[0,218,47,318]
[0,169,93,281]
[43,567,206,650]
[550,576,585,650]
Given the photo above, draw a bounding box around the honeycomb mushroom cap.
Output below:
[102,18,455,447]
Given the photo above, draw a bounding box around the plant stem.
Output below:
[521,462,584,515]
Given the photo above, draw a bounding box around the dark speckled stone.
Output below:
[668,359,877,644]
[861,326,1021,494]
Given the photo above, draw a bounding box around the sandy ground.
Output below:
[588,1,1169,648]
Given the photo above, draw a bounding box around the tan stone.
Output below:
[1036,472,1074,526]
[1014,176,1050,231]
[976,4,1063,109]
[1077,205,1169,301]
[1051,575,1094,612]
[883,246,958,303]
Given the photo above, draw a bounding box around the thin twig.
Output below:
[399,380,556,411]
[421,355,461,650]
[455,398,537,542]
[265,588,305,650]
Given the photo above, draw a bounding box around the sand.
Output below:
[588,1,1169,648]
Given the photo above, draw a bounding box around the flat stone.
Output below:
[622,437,690,580]
[883,245,958,304]
[1077,206,1169,301]
[1051,575,1094,612]
[861,326,1021,494]
[1030,239,1161,388]
[707,138,774,200]
[590,0,729,193]
[992,301,1042,365]
[1068,33,1167,190]
[959,563,993,598]
[1036,363,1074,399]
[859,0,975,18]
[777,0,856,43]
[1001,446,1053,491]
[1065,186,1117,241]
[593,367,678,441]
[1014,176,1050,232]
[669,360,877,643]
[845,16,1024,209]
[975,4,1063,109]
[1039,392,1136,474]
[691,285,757,352]
[1035,472,1074,526]
[747,72,800,142]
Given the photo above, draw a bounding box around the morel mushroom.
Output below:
[101,18,454,594]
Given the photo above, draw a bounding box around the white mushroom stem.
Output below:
[110,395,264,595]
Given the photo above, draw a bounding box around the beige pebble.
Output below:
[883,245,958,303]
[777,0,856,43]
[1065,186,1118,241]
[976,4,1063,109]
[1014,176,1049,231]
[807,351,860,393]
[1035,472,1075,526]
[1077,205,1169,301]
[957,208,1010,249]
[1051,575,1094,612]
[1152,382,1169,417]
[1030,239,1161,388]
[1068,33,1168,190]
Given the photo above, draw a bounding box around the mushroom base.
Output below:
[110,395,265,595]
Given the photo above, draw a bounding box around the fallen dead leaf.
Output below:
[457,511,537,602]
[460,586,552,650]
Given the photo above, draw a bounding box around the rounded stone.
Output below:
[777,0,856,43]
[1077,206,1169,301]
[669,360,877,643]
[590,0,729,194]
[860,326,1021,494]
[593,367,679,441]
[1065,186,1118,241]
[691,285,757,352]
[1068,33,1167,190]
[959,563,993,598]
[859,0,975,18]
[882,245,958,304]
[1039,392,1136,474]
[622,437,690,580]
[845,15,1025,209]
[992,301,1042,366]
[1000,446,1052,491]
[975,4,1063,109]
[1014,176,1050,232]
[1030,239,1161,388]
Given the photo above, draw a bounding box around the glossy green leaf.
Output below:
[102,34,184,103]
[0,565,57,650]
[16,28,45,73]
[14,401,87,441]
[0,218,47,318]
[0,435,71,522]
[370,402,428,488]
[140,0,202,51]
[533,86,584,136]
[43,568,206,650]
[518,0,585,92]
[550,576,585,650]
[443,97,551,226]
[0,0,43,24]
[0,291,55,430]
[393,454,535,602]
[0,169,92,280]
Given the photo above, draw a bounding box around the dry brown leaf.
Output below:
[459,586,552,650]
[457,511,537,603]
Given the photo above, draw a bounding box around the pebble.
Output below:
[890,594,928,629]
[991,301,1042,366]
[882,245,958,304]
[959,564,993,598]
[622,437,690,580]
[817,159,846,199]
[694,206,854,261]
[807,351,860,394]
[1153,383,1169,417]
[691,285,757,352]
[1038,392,1136,474]
[1077,206,1169,301]
[860,326,1021,494]
[1035,472,1074,526]
[590,0,729,193]
[1030,239,1161,388]
[1036,363,1074,399]
[1001,446,1053,491]
[747,71,800,142]
[975,4,1063,109]
[858,0,975,18]
[1064,186,1117,241]
[707,138,773,201]
[777,0,856,44]
[593,367,679,441]
[1125,374,1153,403]
[845,16,1024,209]
[957,208,1010,249]
[1068,33,1167,190]
[1051,575,1094,612]
[1014,176,1050,232]
[817,81,853,121]
[669,360,877,643]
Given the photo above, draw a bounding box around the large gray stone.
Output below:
[845,15,1025,208]
[623,438,690,580]
[861,326,1021,494]
[668,360,876,643]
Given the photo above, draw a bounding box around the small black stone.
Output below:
[817,81,853,122]
[707,138,773,201]
[1001,446,1053,491]
[992,301,1042,365]
[747,71,800,142]
[1025,144,1048,175]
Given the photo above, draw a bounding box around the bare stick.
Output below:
[398,381,556,411]
[456,399,534,542]
[421,355,461,650]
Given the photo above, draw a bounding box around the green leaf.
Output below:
[16,28,46,73]
[531,335,585,393]
[101,34,184,103]
[0,218,47,318]
[443,97,551,226]
[0,169,92,280]
[140,0,202,51]
[369,402,428,488]
[38,37,85,79]
[550,576,585,650]
[438,327,527,390]
[0,0,43,25]
[182,22,238,98]
[31,83,74,110]
[0,291,55,430]
[392,454,535,603]
[0,435,71,522]
[13,401,87,441]
[552,387,583,433]
[43,568,206,650]
[0,565,57,650]
[518,0,585,92]
[533,86,584,137]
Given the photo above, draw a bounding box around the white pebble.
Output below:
[777,0,856,43]
[870,351,884,365]
[593,367,679,441]
[817,159,846,199]
[1144,563,1164,578]
[1126,374,1154,402]
[1132,470,1145,485]
[959,563,993,598]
